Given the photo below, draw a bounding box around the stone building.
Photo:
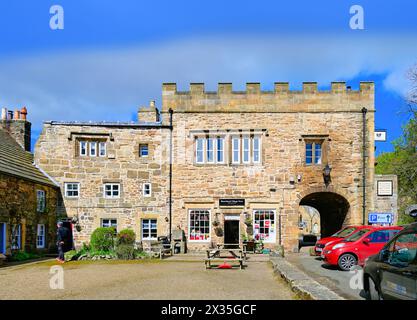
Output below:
[0,108,59,256]
[35,81,385,252]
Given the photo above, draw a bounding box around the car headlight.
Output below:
[332,243,346,250]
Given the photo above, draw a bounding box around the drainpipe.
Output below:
[362,107,367,225]
[169,108,174,242]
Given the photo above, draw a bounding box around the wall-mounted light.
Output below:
[297,174,302,183]
[323,164,332,186]
[289,176,295,185]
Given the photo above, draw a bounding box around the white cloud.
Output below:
[0,33,416,132]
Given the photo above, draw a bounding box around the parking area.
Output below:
[0,257,297,300]
[286,247,367,300]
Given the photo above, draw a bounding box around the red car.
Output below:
[321,226,403,271]
[314,225,373,256]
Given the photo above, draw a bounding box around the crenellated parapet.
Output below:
[161,81,374,113]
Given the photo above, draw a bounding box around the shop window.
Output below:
[37,190,46,212]
[142,219,157,240]
[104,183,120,198]
[253,210,276,243]
[189,210,210,241]
[65,183,80,198]
[36,224,46,248]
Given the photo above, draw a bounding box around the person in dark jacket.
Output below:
[56,221,69,263]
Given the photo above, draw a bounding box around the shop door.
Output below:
[0,223,5,254]
[224,220,239,247]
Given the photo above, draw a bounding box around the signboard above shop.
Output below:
[369,212,394,224]
[219,199,245,207]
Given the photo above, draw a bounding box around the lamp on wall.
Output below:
[323,164,332,186]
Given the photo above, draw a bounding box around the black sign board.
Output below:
[219,199,245,207]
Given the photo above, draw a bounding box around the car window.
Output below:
[345,229,371,242]
[368,230,392,243]
[388,232,417,267]
[333,227,357,238]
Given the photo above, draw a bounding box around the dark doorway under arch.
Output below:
[300,192,350,238]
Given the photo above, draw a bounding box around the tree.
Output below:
[376,64,417,224]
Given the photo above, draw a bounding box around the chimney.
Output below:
[0,106,31,151]
[137,101,160,123]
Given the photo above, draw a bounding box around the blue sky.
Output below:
[0,0,416,153]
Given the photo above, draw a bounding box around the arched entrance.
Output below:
[299,192,350,238]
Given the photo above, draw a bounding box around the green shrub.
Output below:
[90,227,116,251]
[64,250,78,261]
[115,244,136,260]
[10,251,40,262]
[116,229,136,246]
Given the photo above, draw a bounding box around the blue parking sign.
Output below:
[368,212,393,224]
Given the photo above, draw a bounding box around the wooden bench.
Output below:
[205,249,245,270]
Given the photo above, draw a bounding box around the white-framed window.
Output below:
[139,144,149,157]
[242,136,250,164]
[37,190,46,213]
[143,183,152,197]
[99,142,107,157]
[142,219,157,240]
[252,136,261,163]
[11,224,21,250]
[206,138,214,163]
[189,209,211,242]
[216,137,224,163]
[80,141,87,156]
[253,210,276,243]
[101,219,117,232]
[36,224,45,248]
[195,138,204,164]
[89,141,97,157]
[104,183,120,198]
[232,136,241,164]
[64,183,80,198]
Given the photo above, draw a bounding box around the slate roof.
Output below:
[0,129,58,187]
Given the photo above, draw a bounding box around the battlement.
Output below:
[161,81,374,114]
[162,81,374,95]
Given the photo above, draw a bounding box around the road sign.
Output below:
[368,212,394,224]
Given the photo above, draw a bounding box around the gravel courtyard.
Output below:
[0,259,297,300]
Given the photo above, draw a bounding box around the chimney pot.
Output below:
[20,106,27,120]
[150,100,155,107]
[14,109,20,120]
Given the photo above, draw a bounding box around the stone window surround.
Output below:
[64,182,80,198]
[76,137,108,158]
[36,224,46,249]
[191,130,264,166]
[253,209,276,244]
[301,135,329,166]
[36,189,46,213]
[103,183,121,199]
[141,218,158,240]
[143,183,152,197]
[101,218,118,231]
[188,209,211,242]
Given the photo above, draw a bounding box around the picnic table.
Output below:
[205,248,245,270]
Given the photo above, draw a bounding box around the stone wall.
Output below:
[34,123,170,248]
[0,120,31,151]
[0,173,58,254]
[373,174,398,224]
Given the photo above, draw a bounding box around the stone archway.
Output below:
[299,189,351,238]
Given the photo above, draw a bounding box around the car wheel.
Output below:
[367,277,382,300]
[338,253,357,271]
